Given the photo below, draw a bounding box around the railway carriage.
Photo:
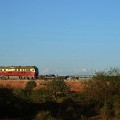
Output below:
[0,66,39,79]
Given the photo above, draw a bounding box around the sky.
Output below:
[0,0,120,75]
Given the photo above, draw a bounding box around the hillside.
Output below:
[0,79,84,92]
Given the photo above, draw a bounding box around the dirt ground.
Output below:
[0,79,84,92]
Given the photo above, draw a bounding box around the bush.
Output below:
[13,89,29,101]
[34,111,56,120]
[84,68,120,104]
[100,101,114,120]
[0,85,14,105]
[29,89,52,103]
[113,96,120,118]
[63,92,86,103]
[47,78,70,101]
[25,81,36,90]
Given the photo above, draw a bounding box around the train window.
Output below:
[26,69,30,71]
[30,69,35,72]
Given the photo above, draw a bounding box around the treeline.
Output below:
[0,68,120,119]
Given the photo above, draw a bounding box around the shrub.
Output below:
[113,96,120,118]
[100,101,114,120]
[34,111,56,120]
[63,92,86,103]
[25,81,36,90]
[83,67,120,118]
[29,89,52,103]
[84,68,120,104]
[47,78,70,101]
[0,85,14,105]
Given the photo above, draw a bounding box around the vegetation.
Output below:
[47,78,70,101]
[83,67,120,119]
[0,67,120,119]
[25,80,37,90]
[34,111,56,120]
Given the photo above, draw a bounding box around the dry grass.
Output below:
[0,79,84,92]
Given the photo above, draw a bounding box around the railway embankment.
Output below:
[0,79,84,92]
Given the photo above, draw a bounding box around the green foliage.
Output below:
[0,85,13,105]
[13,89,29,101]
[83,67,120,119]
[30,89,53,103]
[1,67,120,119]
[13,88,53,103]
[64,92,86,103]
[84,68,120,103]
[25,80,36,90]
[113,96,120,118]
[23,81,37,98]
[100,101,114,120]
[47,78,70,101]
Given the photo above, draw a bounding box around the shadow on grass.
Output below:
[0,100,97,120]
[0,86,97,120]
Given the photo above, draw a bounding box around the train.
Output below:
[0,66,39,80]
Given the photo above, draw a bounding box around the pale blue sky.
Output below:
[0,0,120,75]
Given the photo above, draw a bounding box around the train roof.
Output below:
[0,66,38,69]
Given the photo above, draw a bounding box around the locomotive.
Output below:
[0,66,39,80]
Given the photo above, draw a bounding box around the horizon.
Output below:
[0,0,120,75]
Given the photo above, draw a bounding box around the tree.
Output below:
[83,67,120,118]
[84,68,120,102]
[47,78,70,101]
